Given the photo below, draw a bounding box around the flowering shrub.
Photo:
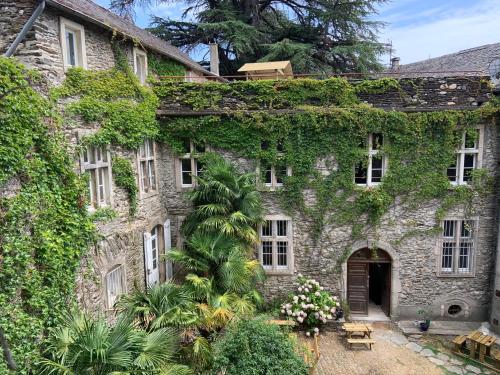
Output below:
[281,274,339,336]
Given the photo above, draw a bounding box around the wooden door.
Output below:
[347,262,369,315]
[381,264,391,316]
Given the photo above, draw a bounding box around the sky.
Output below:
[94,0,500,66]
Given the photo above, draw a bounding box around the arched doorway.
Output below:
[347,248,392,317]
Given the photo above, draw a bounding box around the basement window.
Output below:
[60,18,87,70]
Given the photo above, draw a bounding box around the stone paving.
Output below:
[313,326,496,375]
[378,330,494,375]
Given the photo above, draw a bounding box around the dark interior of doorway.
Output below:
[369,263,391,317]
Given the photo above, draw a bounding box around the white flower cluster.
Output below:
[280,274,339,336]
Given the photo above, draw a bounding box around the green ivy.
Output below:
[0,57,95,374]
[112,156,139,216]
[148,53,186,79]
[156,81,499,241]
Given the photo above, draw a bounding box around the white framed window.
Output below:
[105,265,126,309]
[439,219,476,276]
[258,216,293,273]
[138,139,157,195]
[355,133,386,186]
[133,47,148,85]
[60,17,87,70]
[176,140,207,188]
[447,128,484,185]
[258,140,292,189]
[81,145,113,209]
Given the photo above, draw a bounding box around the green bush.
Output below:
[212,317,309,375]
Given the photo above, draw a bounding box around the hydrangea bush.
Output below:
[281,274,339,336]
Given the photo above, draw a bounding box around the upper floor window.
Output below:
[440,219,476,276]
[81,145,112,209]
[138,139,157,194]
[258,140,291,189]
[133,47,148,85]
[258,216,293,273]
[447,128,483,185]
[355,133,386,186]
[105,265,126,309]
[176,140,207,188]
[60,18,87,70]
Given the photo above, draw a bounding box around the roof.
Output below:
[238,61,292,72]
[391,42,500,78]
[45,0,219,78]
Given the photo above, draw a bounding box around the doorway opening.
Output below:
[347,248,391,319]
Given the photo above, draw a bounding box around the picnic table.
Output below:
[342,323,375,350]
[467,330,496,362]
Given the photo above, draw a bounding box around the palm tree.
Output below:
[118,282,199,331]
[38,310,192,375]
[182,153,263,245]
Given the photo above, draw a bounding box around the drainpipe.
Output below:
[4,0,46,57]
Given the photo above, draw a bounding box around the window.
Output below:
[440,219,475,275]
[177,140,207,188]
[258,216,293,273]
[355,133,386,186]
[81,145,113,209]
[138,139,157,194]
[133,47,148,85]
[60,18,87,70]
[447,128,483,185]
[105,265,126,308]
[258,140,291,189]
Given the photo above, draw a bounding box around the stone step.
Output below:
[398,320,486,336]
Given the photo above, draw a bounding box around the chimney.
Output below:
[209,43,219,76]
[391,57,400,71]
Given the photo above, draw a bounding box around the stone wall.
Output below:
[156,76,493,114]
[159,123,497,322]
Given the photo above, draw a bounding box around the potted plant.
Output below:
[417,309,431,332]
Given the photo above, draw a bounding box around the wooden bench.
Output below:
[452,335,467,353]
[492,351,500,370]
[347,338,376,350]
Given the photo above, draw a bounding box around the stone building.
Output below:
[2,0,500,328]
[1,0,219,314]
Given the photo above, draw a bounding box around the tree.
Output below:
[111,0,387,75]
[38,310,191,375]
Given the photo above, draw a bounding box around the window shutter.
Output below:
[143,232,152,287]
[164,219,173,279]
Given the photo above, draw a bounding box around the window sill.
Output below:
[264,269,294,276]
[139,189,159,199]
[437,272,475,278]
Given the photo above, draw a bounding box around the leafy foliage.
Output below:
[280,275,339,335]
[212,317,309,375]
[157,80,497,241]
[148,53,186,79]
[38,310,192,375]
[0,57,95,373]
[112,156,139,215]
[114,0,387,76]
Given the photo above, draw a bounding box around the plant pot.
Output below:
[419,321,430,332]
[335,308,344,320]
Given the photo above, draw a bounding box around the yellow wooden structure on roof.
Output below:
[238,60,293,80]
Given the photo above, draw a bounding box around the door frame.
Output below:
[341,240,401,319]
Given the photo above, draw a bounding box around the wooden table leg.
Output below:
[479,345,486,363]
[470,341,477,360]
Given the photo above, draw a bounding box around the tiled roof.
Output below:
[390,42,500,78]
[46,0,218,77]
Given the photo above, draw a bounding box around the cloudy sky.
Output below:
[94,0,500,66]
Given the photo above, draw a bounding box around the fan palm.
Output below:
[182,153,263,245]
[118,282,199,331]
[38,310,192,375]
[168,232,265,297]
